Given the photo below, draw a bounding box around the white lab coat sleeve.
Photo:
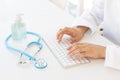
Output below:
[72,0,104,34]
[104,46,120,70]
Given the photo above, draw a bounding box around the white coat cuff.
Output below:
[71,18,97,35]
[104,46,120,70]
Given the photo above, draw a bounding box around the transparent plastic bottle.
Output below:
[11,14,26,41]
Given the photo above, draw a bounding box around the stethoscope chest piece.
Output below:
[34,59,47,69]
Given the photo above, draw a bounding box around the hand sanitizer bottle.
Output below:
[11,14,26,41]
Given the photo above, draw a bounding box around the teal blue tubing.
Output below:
[5,31,47,69]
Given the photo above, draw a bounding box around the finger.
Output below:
[57,29,65,42]
[68,48,80,57]
[67,45,73,50]
[68,45,84,57]
[57,27,70,41]
[67,43,78,51]
[58,27,74,35]
[69,38,75,43]
[69,37,79,43]
[57,27,76,42]
[73,53,86,60]
[67,43,85,50]
[57,33,64,42]
[68,43,87,56]
[57,28,62,39]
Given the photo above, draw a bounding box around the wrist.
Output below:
[76,26,89,33]
[100,46,106,58]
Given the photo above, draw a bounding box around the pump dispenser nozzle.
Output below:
[16,13,23,22]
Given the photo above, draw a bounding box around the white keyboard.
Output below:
[43,37,90,68]
[42,31,116,68]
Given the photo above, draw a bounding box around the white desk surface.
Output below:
[0,0,120,80]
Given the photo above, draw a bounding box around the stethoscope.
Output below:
[5,31,47,69]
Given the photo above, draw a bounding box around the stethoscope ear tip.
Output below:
[17,60,32,68]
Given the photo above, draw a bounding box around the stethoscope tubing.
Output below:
[5,31,48,69]
[5,31,41,61]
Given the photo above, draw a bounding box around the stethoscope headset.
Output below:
[5,31,47,69]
